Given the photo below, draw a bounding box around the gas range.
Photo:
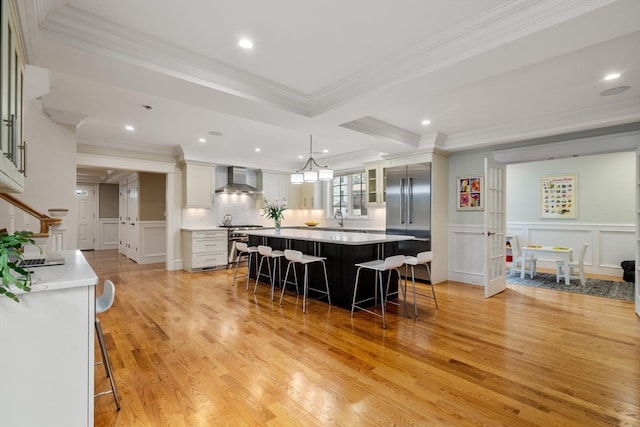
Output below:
[222,225,264,264]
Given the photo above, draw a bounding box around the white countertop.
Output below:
[181,227,226,231]
[10,250,98,295]
[245,228,415,245]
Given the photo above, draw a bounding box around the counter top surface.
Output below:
[10,250,98,295]
[181,227,226,231]
[246,228,415,245]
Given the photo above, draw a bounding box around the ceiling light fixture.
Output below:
[198,138,206,143]
[604,73,621,80]
[421,119,431,125]
[125,125,135,131]
[291,135,333,184]
[239,39,254,49]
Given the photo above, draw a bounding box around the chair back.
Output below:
[415,251,433,264]
[384,255,406,270]
[258,245,273,257]
[577,243,589,263]
[510,236,521,258]
[284,249,303,262]
[96,280,116,314]
[236,241,248,252]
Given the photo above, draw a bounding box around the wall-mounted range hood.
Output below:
[215,167,261,194]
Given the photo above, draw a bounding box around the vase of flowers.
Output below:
[262,198,287,232]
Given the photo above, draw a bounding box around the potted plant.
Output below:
[0,230,37,302]
[262,198,287,231]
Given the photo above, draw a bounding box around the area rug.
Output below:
[506,271,634,301]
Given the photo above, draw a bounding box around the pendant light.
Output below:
[291,135,333,184]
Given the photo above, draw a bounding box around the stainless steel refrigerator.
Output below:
[385,163,432,280]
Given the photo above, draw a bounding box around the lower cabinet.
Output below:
[183,229,228,272]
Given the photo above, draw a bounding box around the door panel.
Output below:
[484,157,506,298]
[76,184,96,250]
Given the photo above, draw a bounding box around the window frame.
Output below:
[328,171,369,219]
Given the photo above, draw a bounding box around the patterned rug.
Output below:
[506,271,634,301]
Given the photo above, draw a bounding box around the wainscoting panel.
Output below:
[138,221,166,264]
[98,219,118,251]
[598,228,635,269]
[449,225,485,286]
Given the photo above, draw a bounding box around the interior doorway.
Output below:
[75,184,96,250]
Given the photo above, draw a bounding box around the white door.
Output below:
[635,148,639,317]
[484,157,507,298]
[76,184,96,250]
[127,179,139,262]
[119,183,128,256]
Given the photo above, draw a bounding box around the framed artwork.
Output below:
[541,174,577,218]
[456,175,484,211]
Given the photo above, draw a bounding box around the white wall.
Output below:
[0,100,78,253]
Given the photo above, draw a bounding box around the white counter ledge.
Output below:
[245,228,415,245]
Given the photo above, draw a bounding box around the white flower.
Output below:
[262,198,287,221]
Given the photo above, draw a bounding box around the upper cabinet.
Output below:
[0,0,25,193]
[298,182,323,209]
[365,161,387,206]
[183,161,215,208]
[256,171,300,208]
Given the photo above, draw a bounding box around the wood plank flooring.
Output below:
[87,250,640,426]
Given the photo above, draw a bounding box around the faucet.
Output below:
[334,209,344,228]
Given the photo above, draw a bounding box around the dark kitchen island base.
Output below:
[247,230,414,310]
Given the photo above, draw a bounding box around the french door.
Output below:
[484,156,507,298]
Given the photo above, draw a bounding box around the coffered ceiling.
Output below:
[16,0,640,179]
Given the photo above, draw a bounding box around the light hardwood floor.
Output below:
[87,250,639,426]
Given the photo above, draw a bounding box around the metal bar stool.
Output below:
[95,280,121,410]
[403,251,438,318]
[279,249,331,313]
[351,254,408,329]
[254,245,285,300]
[233,241,259,290]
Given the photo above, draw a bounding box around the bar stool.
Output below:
[254,245,285,300]
[233,241,259,290]
[279,249,331,313]
[95,280,121,410]
[403,251,438,318]
[351,254,409,329]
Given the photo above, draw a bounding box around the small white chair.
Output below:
[510,236,536,278]
[556,243,589,286]
[233,241,259,290]
[95,280,121,410]
[254,245,285,300]
[351,254,409,329]
[403,251,438,318]
[279,249,331,313]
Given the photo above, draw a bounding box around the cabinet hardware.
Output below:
[18,140,26,176]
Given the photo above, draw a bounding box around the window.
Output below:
[331,172,368,217]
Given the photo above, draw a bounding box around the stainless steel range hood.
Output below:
[215,167,261,194]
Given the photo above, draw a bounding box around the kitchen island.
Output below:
[246,228,414,309]
[0,250,98,426]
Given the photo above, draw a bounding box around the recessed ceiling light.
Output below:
[239,39,254,49]
[125,125,135,131]
[198,138,206,143]
[298,155,304,159]
[421,119,431,126]
[604,73,621,80]
[323,149,329,153]
[255,148,261,152]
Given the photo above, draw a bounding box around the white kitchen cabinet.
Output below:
[298,182,323,209]
[0,251,97,427]
[183,161,215,208]
[0,0,25,193]
[182,229,228,272]
[257,171,300,208]
[365,161,387,206]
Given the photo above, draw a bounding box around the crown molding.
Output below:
[444,98,640,152]
[31,0,616,121]
[38,5,312,116]
[78,136,179,157]
[308,0,615,114]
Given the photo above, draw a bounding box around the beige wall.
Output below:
[139,172,166,221]
[99,183,118,218]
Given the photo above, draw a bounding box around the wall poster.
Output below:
[541,174,577,218]
[456,175,484,211]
